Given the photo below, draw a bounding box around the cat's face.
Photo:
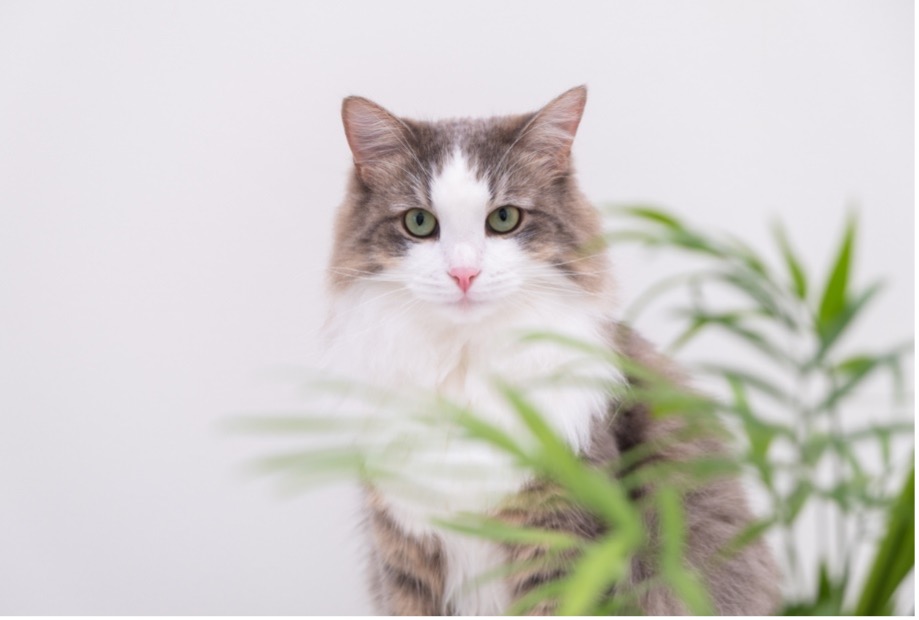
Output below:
[329,87,609,323]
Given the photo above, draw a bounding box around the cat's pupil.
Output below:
[498,208,508,221]
[415,212,425,226]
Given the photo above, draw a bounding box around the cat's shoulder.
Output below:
[598,321,725,463]
[608,321,688,386]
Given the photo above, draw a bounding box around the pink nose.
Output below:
[449,267,480,293]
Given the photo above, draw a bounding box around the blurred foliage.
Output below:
[606,205,913,615]
[230,205,913,615]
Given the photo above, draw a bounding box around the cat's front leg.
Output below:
[364,490,448,615]
[497,482,604,615]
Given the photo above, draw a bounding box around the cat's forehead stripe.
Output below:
[429,148,491,221]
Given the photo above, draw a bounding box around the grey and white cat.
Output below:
[319,86,779,615]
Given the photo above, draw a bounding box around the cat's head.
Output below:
[328,86,612,323]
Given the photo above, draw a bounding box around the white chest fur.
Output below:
[320,283,620,614]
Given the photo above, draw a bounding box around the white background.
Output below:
[0,0,912,614]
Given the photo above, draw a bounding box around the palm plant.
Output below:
[605,205,913,615]
[229,205,913,615]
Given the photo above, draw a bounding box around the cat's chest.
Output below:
[323,296,618,614]
[362,337,555,516]
[321,297,618,516]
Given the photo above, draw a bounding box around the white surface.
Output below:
[0,0,912,614]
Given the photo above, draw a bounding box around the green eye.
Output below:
[404,208,437,238]
[487,206,521,234]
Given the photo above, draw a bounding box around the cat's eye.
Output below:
[403,208,438,238]
[486,206,521,234]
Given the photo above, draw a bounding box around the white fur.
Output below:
[320,149,621,615]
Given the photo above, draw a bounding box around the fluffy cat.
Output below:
[319,86,779,615]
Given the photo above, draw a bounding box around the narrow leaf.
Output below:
[812,280,885,365]
[557,534,629,615]
[853,466,914,615]
[817,214,856,337]
[772,221,808,299]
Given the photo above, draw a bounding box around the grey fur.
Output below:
[334,87,781,615]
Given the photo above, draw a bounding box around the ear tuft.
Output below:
[541,85,587,138]
[341,96,410,176]
[517,85,588,171]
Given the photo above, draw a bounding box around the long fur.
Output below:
[322,86,780,615]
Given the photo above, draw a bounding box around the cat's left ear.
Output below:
[516,85,587,173]
[341,96,412,186]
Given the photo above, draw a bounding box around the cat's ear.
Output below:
[342,96,412,185]
[516,85,587,173]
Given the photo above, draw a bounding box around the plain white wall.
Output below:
[0,0,912,613]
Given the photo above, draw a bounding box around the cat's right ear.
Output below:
[342,96,411,185]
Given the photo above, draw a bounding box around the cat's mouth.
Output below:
[454,295,478,308]
[440,293,500,322]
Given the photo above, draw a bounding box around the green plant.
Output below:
[606,205,913,615]
[230,206,913,615]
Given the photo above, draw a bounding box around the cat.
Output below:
[319,86,780,615]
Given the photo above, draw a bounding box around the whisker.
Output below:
[328,296,426,347]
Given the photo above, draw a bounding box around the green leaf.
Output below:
[726,378,780,486]
[719,516,778,560]
[772,221,808,300]
[675,308,796,368]
[657,487,715,615]
[618,205,685,229]
[620,456,740,493]
[603,229,666,247]
[245,446,381,492]
[557,534,630,615]
[844,421,914,443]
[724,233,770,278]
[815,563,845,614]
[667,307,772,353]
[622,271,713,323]
[667,229,728,258]
[667,317,707,353]
[693,362,791,406]
[433,515,581,551]
[853,465,914,615]
[449,406,532,463]
[816,343,912,413]
[506,578,567,615]
[785,481,812,524]
[499,385,641,535]
[817,213,856,338]
[812,280,885,365]
[715,270,797,329]
[252,446,367,475]
[223,412,382,434]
